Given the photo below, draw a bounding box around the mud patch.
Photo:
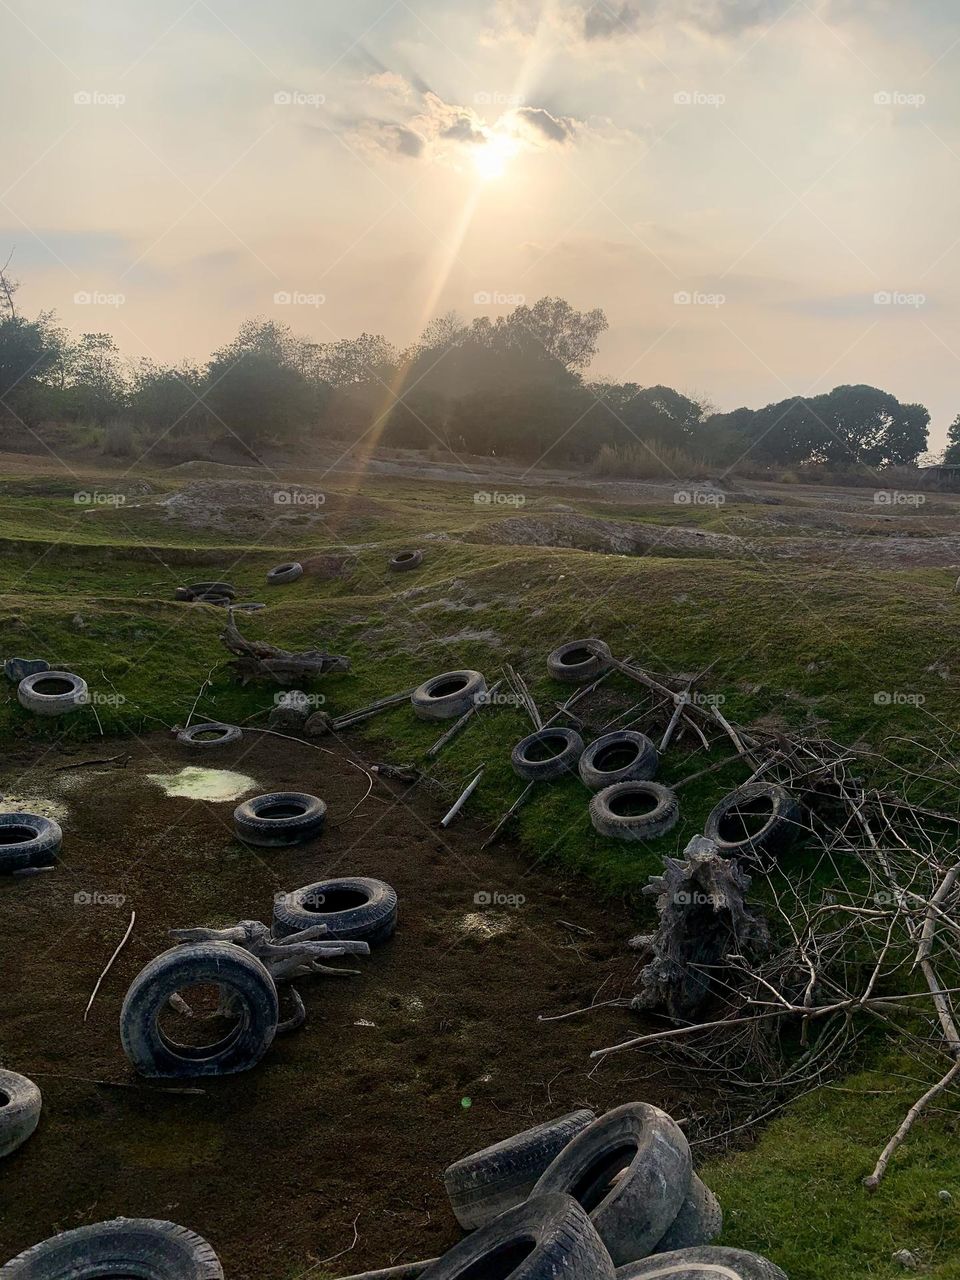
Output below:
[146,766,258,802]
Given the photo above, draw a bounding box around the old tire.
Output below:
[176,722,242,749]
[267,561,303,585]
[589,783,679,842]
[531,1102,692,1266]
[0,814,62,873]
[420,1194,615,1280]
[653,1176,722,1253]
[390,549,423,572]
[579,732,658,790]
[185,581,236,601]
[703,783,802,861]
[0,1217,223,1279]
[119,942,279,1078]
[17,671,88,717]
[444,1108,596,1230]
[273,876,397,943]
[411,670,486,721]
[547,639,612,684]
[0,1070,41,1158]
[511,728,585,783]
[615,1247,787,1280]
[233,792,326,847]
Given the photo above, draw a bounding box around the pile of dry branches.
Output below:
[584,659,960,1188]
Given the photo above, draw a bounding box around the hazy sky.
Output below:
[3,0,960,444]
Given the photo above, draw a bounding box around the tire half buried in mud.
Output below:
[0,1217,224,1279]
[119,942,279,1078]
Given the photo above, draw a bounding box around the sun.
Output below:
[473,131,520,181]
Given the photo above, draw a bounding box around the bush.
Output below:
[590,443,712,480]
[100,418,137,458]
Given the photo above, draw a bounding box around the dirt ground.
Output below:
[0,731,677,1279]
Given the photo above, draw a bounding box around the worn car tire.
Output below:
[652,1176,722,1253]
[176,722,242,749]
[0,813,62,873]
[390,549,423,572]
[184,581,237,601]
[703,782,803,861]
[579,732,659,791]
[444,1109,596,1230]
[411,671,486,721]
[531,1102,692,1265]
[273,876,397,944]
[120,942,279,1078]
[547,639,612,684]
[512,728,585,782]
[589,783,679,842]
[0,1217,224,1279]
[615,1247,787,1280]
[17,671,88,717]
[420,1194,615,1280]
[233,792,326,847]
[266,561,303,585]
[0,1070,41,1159]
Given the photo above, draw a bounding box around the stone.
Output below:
[4,657,50,683]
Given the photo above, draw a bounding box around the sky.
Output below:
[2,0,960,445]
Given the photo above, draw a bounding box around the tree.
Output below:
[943,415,960,465]
[506,297,608,370]
[64,333,128,423]
[130,360,209,436]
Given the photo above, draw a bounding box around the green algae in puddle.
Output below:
[146,766,257,802]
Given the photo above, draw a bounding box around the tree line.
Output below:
[0,265,936,469]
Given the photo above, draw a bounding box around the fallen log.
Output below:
[220,609,350,685]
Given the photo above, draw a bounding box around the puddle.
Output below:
[0,794,69,822]
[146,767,258,802]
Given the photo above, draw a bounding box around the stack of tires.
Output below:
[425,1103,786,1280]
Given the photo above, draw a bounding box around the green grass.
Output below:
[1,463,959,1276]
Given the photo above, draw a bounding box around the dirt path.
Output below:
[0,732,679,1279]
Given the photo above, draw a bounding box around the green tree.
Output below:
[943,415,960,465]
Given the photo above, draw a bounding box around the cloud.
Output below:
[583,1,655,40]
[513,105,578,144]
